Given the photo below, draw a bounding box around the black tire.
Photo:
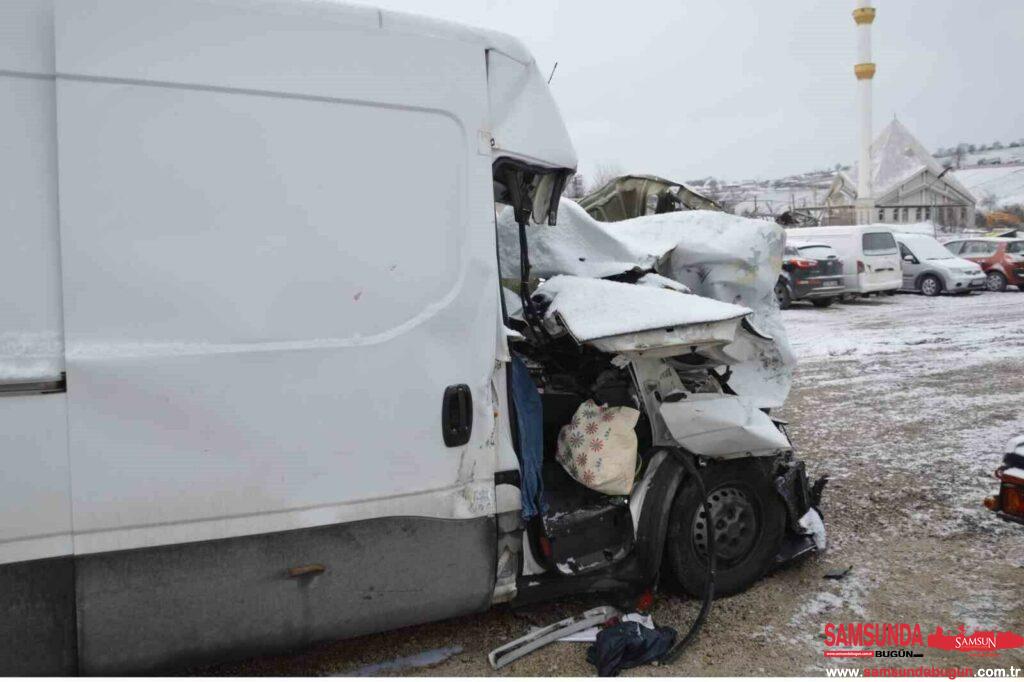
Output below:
[919,275,942,297]
[986,270,1008,292]
[775,280,792,310]
[810,297,834,308]
[665,460,786,597]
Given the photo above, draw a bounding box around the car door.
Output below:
[962,241,995,268]
[898,243,920,289]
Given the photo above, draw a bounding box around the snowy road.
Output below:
[205,292,1024,676]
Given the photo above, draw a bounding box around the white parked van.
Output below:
[1,0,823,674]
[785,225,903,296]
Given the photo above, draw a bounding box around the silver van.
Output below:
[895,233,986,296]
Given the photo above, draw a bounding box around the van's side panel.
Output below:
[55,0,498,553]
[75,516,494,674]
[51,0,500,671]
[0,1,76,674]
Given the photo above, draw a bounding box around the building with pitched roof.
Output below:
[820,118,977,228]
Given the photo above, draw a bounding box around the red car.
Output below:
[942,237,1024,292]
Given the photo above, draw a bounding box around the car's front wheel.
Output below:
[919,275,942,297]
[775,280,792,310]
[665,460,786,597]
[986,270,1008,292]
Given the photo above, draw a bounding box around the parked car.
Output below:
[941,237,1024,292]
[894,233,986,296]
[984,436,1024,526]
[1,0,823,674]
[784,225,902,297]
[776,242,846,308]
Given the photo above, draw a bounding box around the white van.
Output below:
[785,225,902,296]
[1,0,822,674]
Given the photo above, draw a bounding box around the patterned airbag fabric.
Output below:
[555,399,640,495]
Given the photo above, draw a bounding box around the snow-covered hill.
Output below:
[694,138,1024,216]
[953,166,1024,209]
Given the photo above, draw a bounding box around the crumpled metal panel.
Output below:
[658,393,792,458]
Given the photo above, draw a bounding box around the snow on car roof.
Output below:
[946,237,1022,243]
[533,275,750,342]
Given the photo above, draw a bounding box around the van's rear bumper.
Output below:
[855,274,902,293]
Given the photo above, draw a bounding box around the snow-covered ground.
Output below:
[205,292,1024,676]
[777,292,1024,672]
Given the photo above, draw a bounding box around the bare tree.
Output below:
[952,144,966,169]
[562,173,587,199]
[701,180,752,214]
[587,162,624,193]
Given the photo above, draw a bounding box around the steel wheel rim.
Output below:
[921,278,939,296]
[692,485,759,565]
[986,272,1004,291]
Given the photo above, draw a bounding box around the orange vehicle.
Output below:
[942,237,1024,292]
[984,436,1024,526]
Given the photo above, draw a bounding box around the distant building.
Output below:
[820,119,977,228]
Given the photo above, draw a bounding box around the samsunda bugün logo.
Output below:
[823,623,1024,657]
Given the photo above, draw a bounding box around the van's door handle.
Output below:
[442,384,472,447]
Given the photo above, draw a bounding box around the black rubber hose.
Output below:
[660,447,716,665]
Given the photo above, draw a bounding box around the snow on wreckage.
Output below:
[493,191,827,625]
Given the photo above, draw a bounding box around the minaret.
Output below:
[853,1,876,224]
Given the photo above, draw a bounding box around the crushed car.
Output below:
[576,174,722,222]
[493,184,826,607]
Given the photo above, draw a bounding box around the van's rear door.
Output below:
[860,230,902,290]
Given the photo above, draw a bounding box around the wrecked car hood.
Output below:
[498,201,794,407]
[532,275,751,358]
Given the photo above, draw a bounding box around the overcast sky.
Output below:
[350,0,1023,183]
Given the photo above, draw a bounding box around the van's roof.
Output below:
[789,242,833,250]
[229,1,536,64]
[7,0,537,75]
[353,1,535,64]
